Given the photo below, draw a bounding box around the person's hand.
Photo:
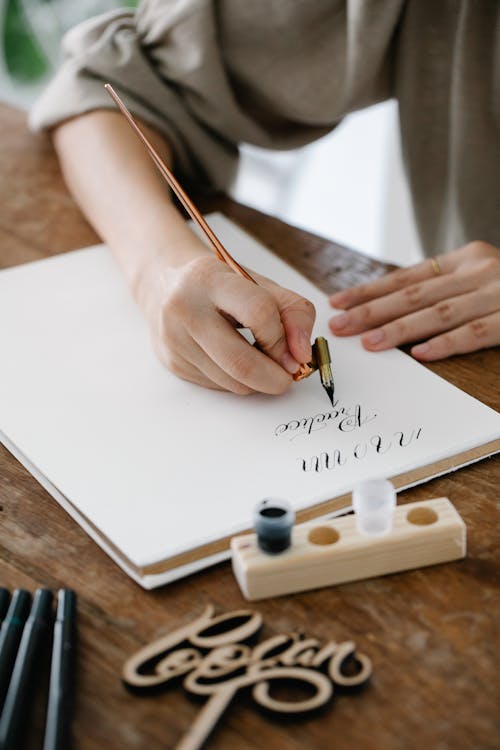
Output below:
[138,253,316,394]
[328,241,500,360]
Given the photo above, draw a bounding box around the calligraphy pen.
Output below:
[0,588,53,750]
[0,589,31,712]
[0,590,9,625]
[43,589,77,750]
[104,84,334,404]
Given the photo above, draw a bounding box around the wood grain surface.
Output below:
[0,103,499,750]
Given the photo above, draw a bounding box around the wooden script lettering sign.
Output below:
[123,606,372,750]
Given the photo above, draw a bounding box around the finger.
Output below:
[189,311,293,395]
[411,310,500,361]
[358,288,498,351]
[253,272,316,363]
[274,292,316,364]
[211,275,302,375]
[329,272,477,336]
[329,255,452,310]
[157,319,257,395]
[165,355,226,391]
[178,346,255,396]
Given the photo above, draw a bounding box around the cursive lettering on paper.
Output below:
[275,402,378,441]
[299,426,422,473]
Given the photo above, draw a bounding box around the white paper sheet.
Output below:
[1,214,498,587]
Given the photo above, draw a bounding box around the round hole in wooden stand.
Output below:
[308,526,340,545]
[406,507,438,526]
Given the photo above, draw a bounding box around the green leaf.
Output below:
[3,0,50,82]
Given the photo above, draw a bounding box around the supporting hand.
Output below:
[329,241,500,361]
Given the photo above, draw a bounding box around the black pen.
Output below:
[0,589,31,712]
[0,591,9,626]
[43,589,77,750]
[0,588,53,750]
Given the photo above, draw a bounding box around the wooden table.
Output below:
[1,103,499,750]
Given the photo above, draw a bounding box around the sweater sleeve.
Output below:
[30,0,402,191]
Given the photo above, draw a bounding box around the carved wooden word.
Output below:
[123,605,372,750]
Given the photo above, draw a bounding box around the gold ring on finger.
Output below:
[430,257,441,276]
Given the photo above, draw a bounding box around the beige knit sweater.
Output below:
[30,0,500,256]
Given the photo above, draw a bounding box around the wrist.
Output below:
[130,238,210,316]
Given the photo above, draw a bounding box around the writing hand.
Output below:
[139,254,315,394]
[52,112,316,393]
[328,241,500,361]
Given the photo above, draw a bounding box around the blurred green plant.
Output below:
[4,0,48,81]
[2,0,138,83]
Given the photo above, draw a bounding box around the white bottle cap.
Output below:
[352,479,396,537]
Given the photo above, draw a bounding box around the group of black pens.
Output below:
[0,587,76,750]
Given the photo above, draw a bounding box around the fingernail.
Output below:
[330,312,347,331]
[330,292,349,309]
[281,352,301,374]
[411,343,429,357]
[364,329,385,346]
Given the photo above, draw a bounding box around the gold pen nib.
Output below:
[292,337,334,405]
[313,336,335,405]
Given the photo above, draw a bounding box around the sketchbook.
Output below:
[0,214,499,588]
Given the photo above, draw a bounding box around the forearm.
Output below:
[52,110,316,394]
[52,110,209,302]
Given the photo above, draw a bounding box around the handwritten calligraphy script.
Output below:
[299,426,423,473]
[123,605,372,750]
[274,402,378,441]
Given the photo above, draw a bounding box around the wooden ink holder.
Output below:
[231,498,466,601]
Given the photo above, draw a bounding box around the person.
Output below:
[30,1,500,396]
